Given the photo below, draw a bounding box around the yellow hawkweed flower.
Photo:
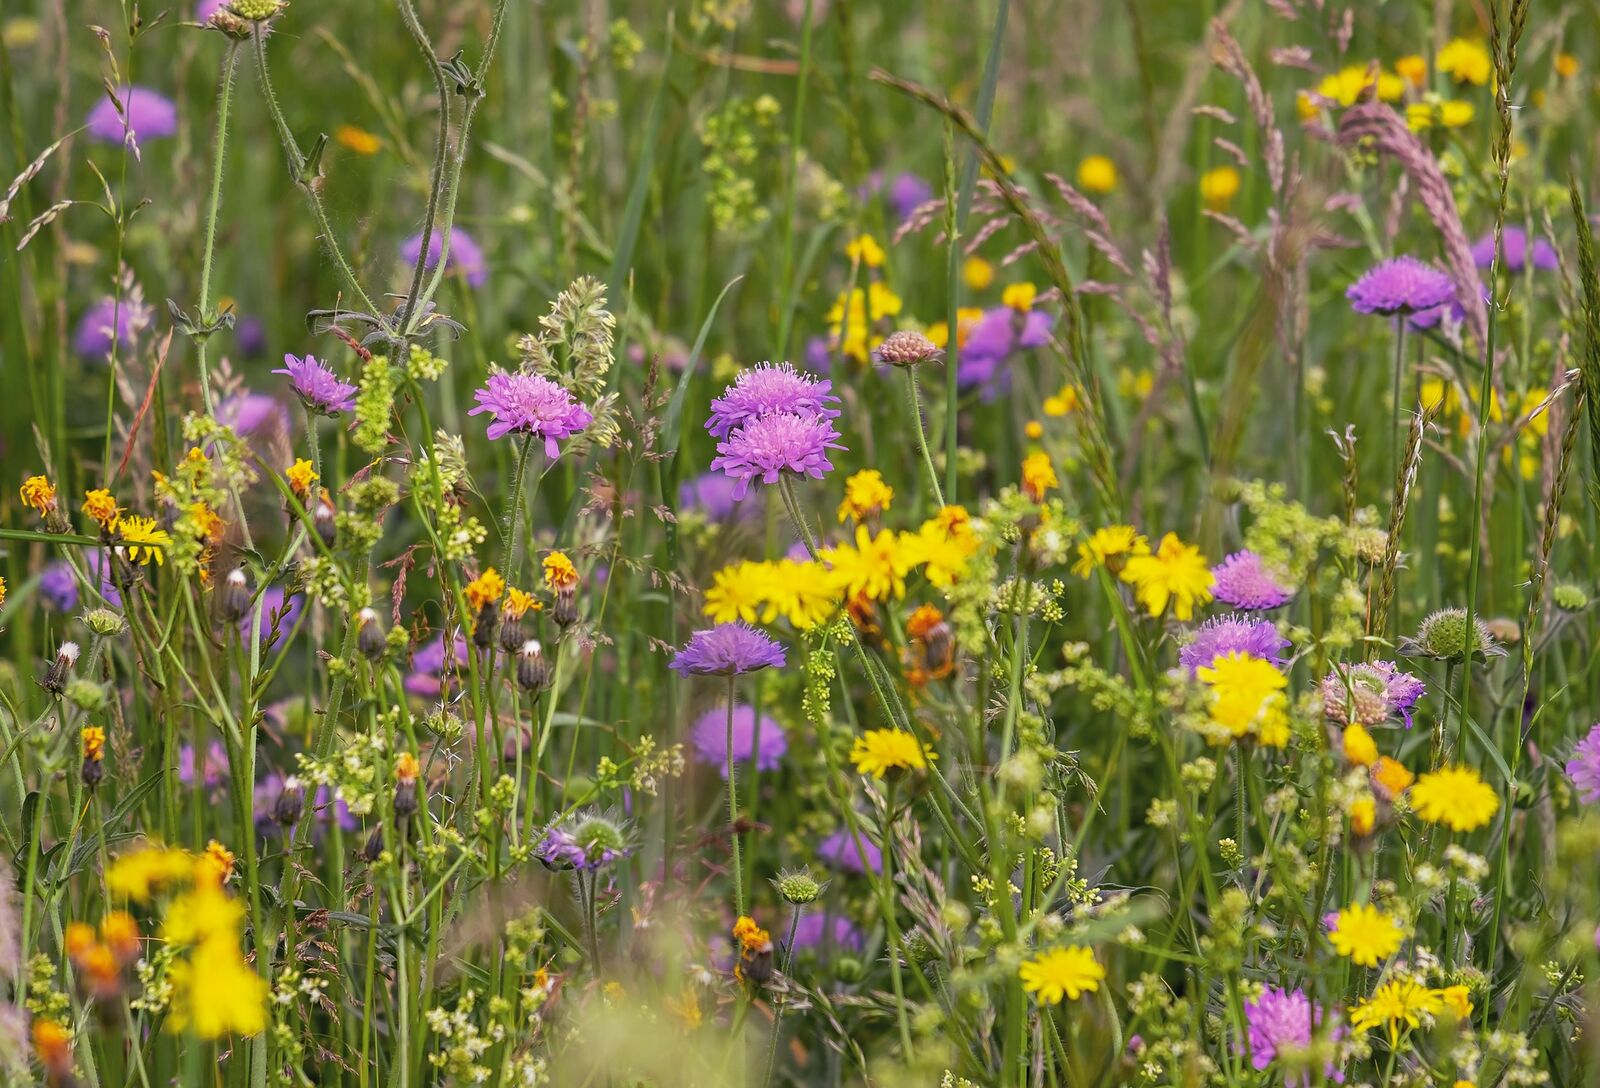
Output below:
[1395,54,1428,87]
[334,123,380,155]
[286,458,318,502]
[20,474,57,515]
[1043,384,1081,416]
[83,488,122,531]
[1196,652,1289,746]
[704,560,772,624]
[81,726,106,762]
[1001,282,1037,313]
[1077,154,1118,194]
[165,936,268,1038]
[761,559,840,629]
[837,469,894,524]
[1438,38,1492,85]
[1372,756,1415,796]
[1409,765,1499,831]
[822,525,913,602]
[1024,420,1043,439]
[116,515,173,566]
[1200,165,1241,210]
[198,839,236,886]
[1438,984,1473,1020]
[1119,532,1213,620]
[963,255,994,290]
[1555,52,1579,79]
[849,727,933,779]
[0,575,6,607]
[1407,98,1475,131]
[543,550,579,590]
[464,567,506,611]
[106,845,201,902]
[844,233,886,269]
[1019,946,1105,1004]
[1021,452,1057,502]
[1329,903,1406,966]
[1349,796,1377,836]
[395,751,421,783]
[1072,525,1149,577]
[901,511,980,588]
[1343,723,1379,767]
[503,586,539,620]
[1349,975,1443,1045]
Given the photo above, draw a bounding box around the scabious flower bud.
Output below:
[516,639,550,693]
[773,867,824,905]
[273,775,306,826]
[872,329,941,367]
[356,607,388,659]
[1553,583,1589,611]
[1404,607,1506,662]
[42,641,79,694]
[218,567,251,623]
[229,0,287,21]
[84,608,126,637]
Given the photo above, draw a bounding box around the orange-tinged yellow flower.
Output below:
[83,488,121,531]
[836,469,894,524]
[849,727,934,778]
[20,474,56,515]
[334,123,381,155]
[286,457,318,502]
[395,751,421,783]
[1019,946,1105,1004]
[1120,532,1213,620]
[925,307,983,351]
[1350,796,1377,836]
[1555,52,1579,79]
[1395,54,1428,87]
[503,586,539,620]
[198,839,235,886]
[1438,984,1473,1020]
[1372,756,1415,796]
[465,567,505,611]
[81,726,106,762]
[1021,452,1057,502]
[543,550,579,590]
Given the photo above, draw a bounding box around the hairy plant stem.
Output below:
[726,674,746,916]
[905,366,946,508]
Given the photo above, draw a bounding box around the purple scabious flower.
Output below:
[39,561,80,612]
[792,912,866,953]
[1567,722,1600,804]
[1346,256,1455,315]
[197,0,227,20]
[273,354,358,416]
[468,372,593,457]
[1321,660,1425,728]
[888,172,935,222]
[705,362,840,439]
[710,411,844,500]
[536,810,631,871]
[1244,986,1343,1084]
[235,315,267,357]
[179,741,229,789]
[803,335,833,374]
[86,86,178,145]
[400,227,488,288]
[242,586,305,647]
[74,297,149,361]
[690,703,787,777]
[405,632,469,698]
[217,392,290,439]
[956,307,1054,394]
[1178,615,1290,674]
[818,828,882,874]
[678,471,752,522]
[1471,226,1558,272]
[669,623,785,677]
[1211,550,1295,610]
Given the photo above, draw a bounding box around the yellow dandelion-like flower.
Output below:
[844,233,886,269]
[1021,452,1057,502]
[1019,946,1105,1004]
[761,559,840,629]
[1343,723,1379,767]
[165,938,268,1038]
[1196,652,1289,745]
[81,726,106,762]
[1072,524,1149,578]
[464,567,505,611]
[1410,765,1499,832]
[1001,282,1037,313]
[1349,975,1443,1046]
[1199,165,1241,210]
[1349,795,1377,836]
[823,525,913,603]
[963,255,994,290]
[837,469,895,524]
[20,474,57,516]
[106,845,200,903]
[1119,532,1213,620]
[849,728,934,779]
[503,586,540,620]
[198,839,236,886]
[285,458,318,502]
[543,550,579,591]
[1372,756,1415,796]
[1077,155,1118,194]
[83,488,122,531]
[704,560,773,625]
[1043,383,1081,417]
[1438,984,1473,1020]
[1395,54,1428,87]
[116,515,173,566]
[901,510,980,588]
[1438,38,1491,86]
[1329,903,1406,967]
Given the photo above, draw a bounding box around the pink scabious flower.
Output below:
[74,296,152,361]
[1211,550,1295,610]
[1567,722,1600,804]
[273,354,358,416]
[468,372,593,456]
[669,623,786,677]
[1322,660,1425,728]
[1471,226,1558,272]
[1178,615,1290,674]
[690,703,787,777]
[1346,256,1455,315]
[1243,986,1343,1084]
[706,362,840,439]
[86,86,178,145]
[710,411,844,500]
[401,227,488,288]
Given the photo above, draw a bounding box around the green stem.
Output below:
[905,366,946,508]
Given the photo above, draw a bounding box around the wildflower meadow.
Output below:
[3,0,1600,1084]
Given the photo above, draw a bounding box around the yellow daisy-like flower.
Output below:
[106,846,201,903]
[503,586,540,620]
[116,515,173,566]
[849,728,933,779]
[1019,946,1105,1004]
[1343,723,1378,767]
[1410,765,1499,832]
[464,567,505,611]
[1438,984,1473,1020]
[963,255,994,291]
[165,937,268,1038]
[1001,282,1037,313]
[543,550,579,590]
[1349,975,1443,1045]
[1077,154,1117,195]
[1119,532,1213,620]
[1438,38,1492,86]
[1372,755,1415,796]
[704,560,772,625]
[1021,452,1057,502]
[902,510,980,588]
[1406,98,1475,131]
[198,839,236,886]
[83,488,122,531]
[1199,165,1241,211]
[837,469,894,524]
[823,525,913,603]
[844,233,886,269]
[1349,795,1377,836]
[1196,652,1289,746]
[925,307,983,351]
[1555,52,1579,79]
[762,559,840,630]
[1395,54,1428,87]
[20,474,57,515]
[334,123,381,155]
[1072,525,1149,578]
[1312,65,1405,108]
[285,458,318,502]
[1329,903,1406,967]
